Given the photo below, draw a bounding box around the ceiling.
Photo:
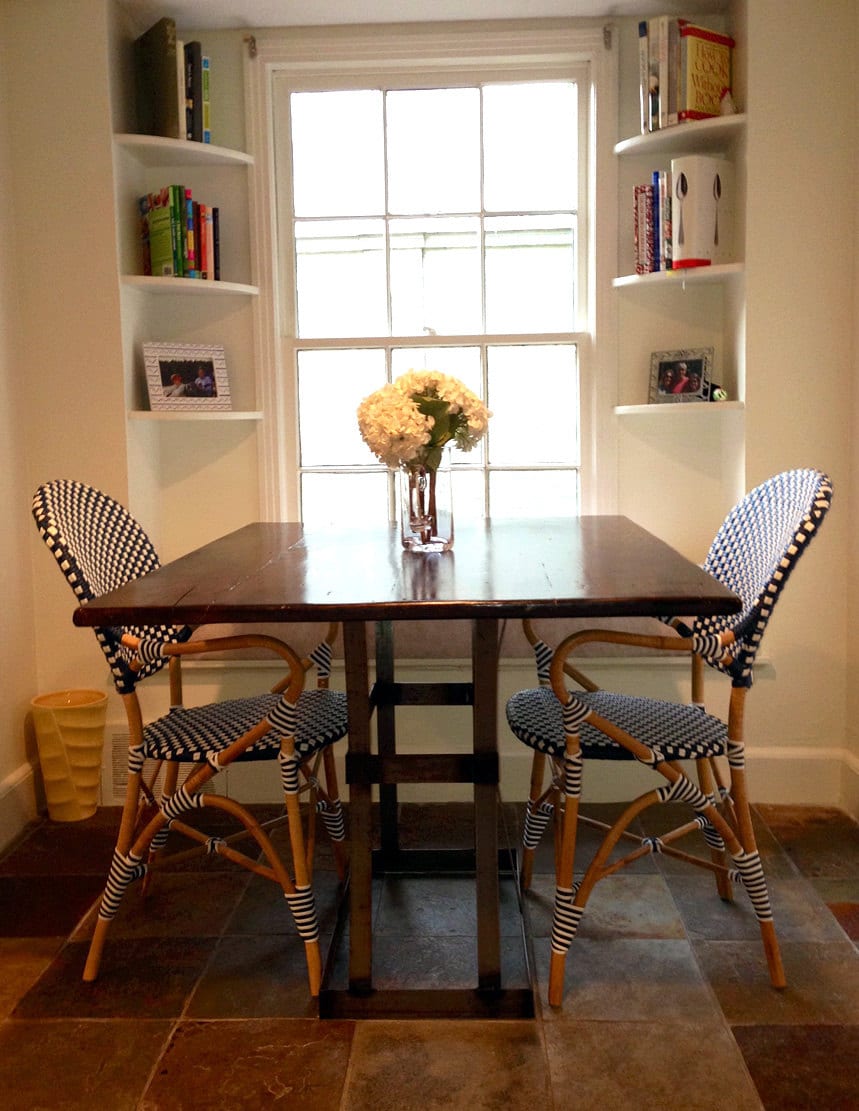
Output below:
[118,1,728,33]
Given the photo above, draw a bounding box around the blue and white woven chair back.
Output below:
[694,469,833,686]
[32,479,192,694]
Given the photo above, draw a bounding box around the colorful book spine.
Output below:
[138,194,151,276]
[168,185,185,276]
[633,183,655,274]
[651,171,661,269]
[678,23,734,121]
[146,188,175,276]
[659,169,673,270]
[184,187,198,277]
[212,206,220,280]
[184,41,203,142]
[202,56,211,143]
[646,20,660,131]
[637,21,649,135]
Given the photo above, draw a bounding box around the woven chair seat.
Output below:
[506,686,727,762]
[143,688,348,763]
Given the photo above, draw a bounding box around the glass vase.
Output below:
[399,453,454,553]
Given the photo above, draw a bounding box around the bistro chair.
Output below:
[31,479,349,996]
[505,469,833,1006]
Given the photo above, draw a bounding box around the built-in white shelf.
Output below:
[614,113,746,158]
[114,133,254,168]
[613,262,743,289]
[128,410,263,422]
[121,275,258,296]
[615,401,744,416]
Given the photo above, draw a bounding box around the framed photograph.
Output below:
[144,342,232,412]
[649,348,713,404]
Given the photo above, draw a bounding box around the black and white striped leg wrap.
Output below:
[523,800,554,850]
[696,812,727,852]
[160,786,206,821]
[729,850,773,922]
[317,799,346,842]
[284,883,320,941]
[149,821,173,853]
[563,749,583,799]
[551,882,584,954]
[98,848,147,921]
[657,775,710,810]
[279,751,300,795]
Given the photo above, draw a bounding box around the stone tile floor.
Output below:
[0,801,857,1110]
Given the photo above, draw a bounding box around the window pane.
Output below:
[301,471,390,528]
[386,89,480,214]
[485,216,576,333]
[298,349,386,466]
[390,217,482,335]
[290,90,384,217]
[488,345,578,465]
[489,470,579,518]
[483,82,578,212]
[295,219,388,337]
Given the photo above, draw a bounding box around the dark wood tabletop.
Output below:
[73,517,740,627]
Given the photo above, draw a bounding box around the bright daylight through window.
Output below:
[277,74,589,525]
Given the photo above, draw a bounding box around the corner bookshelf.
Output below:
[613,107,747,553]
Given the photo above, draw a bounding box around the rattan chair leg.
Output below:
[521,752,548,891]
[548,949,567,1007]
[82,918,110,982]
[322,746,348,881]
[760,918,787,989]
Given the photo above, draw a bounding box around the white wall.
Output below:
[0,15,41,845]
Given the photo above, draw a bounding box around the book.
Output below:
[184,187,198,277]
[633,183,655,274]
[176,39,185,139]
[168,185,185,276]
[184,41,204,142]
[138,194,151,276]
[659,169,673,270]
[203,205,215,279]
[134,17,182,139]
[202,56,211,143]
[651,171,661,269]
[678,23,734,122]
[211,206,221,280]
[665,19,680,127]
[646,20,660,131]
[637,21,649,135]
[146,188,175,276]
[654,16,670,130]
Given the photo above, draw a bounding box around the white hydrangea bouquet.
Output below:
[357,369,490,472]
[357,370,490,551]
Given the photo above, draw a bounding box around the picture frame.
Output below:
[144,342,232,411]
[649,347,713,404]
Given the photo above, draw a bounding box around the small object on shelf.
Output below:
[709,384,729,402]
[649,347,714,404]
[720,88,737,115]
[671,155,734,268]
[144,341,232,412]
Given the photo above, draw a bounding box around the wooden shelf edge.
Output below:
[614,114,746,157]
[114,133,254,166]
[128,410,263,422]
[121,276,259,296]
[613,263,743,289]
[615,401,744,416]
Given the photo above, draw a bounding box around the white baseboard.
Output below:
[0,762,40,855]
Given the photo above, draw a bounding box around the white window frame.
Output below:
[244,21,618,522]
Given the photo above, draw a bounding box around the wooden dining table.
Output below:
[73,516,741,1019]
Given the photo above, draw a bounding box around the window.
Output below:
[249,24,616,523]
